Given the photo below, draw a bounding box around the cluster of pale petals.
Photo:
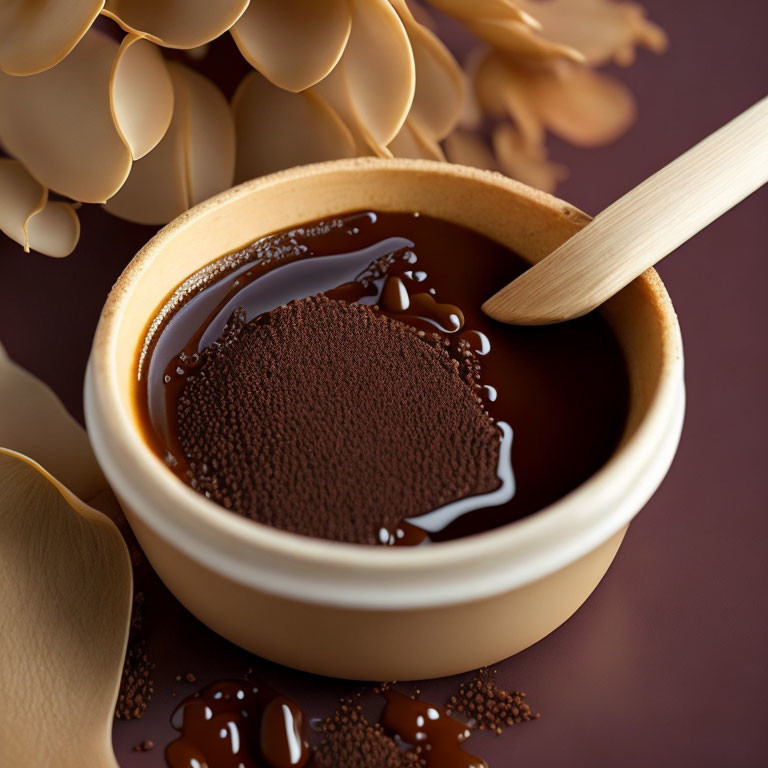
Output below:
[0,0,666,258]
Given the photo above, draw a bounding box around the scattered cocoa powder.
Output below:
[446,670,539,734]
[185,672,197,683]
[115,585,155,720]
[130,591,145,633]
[115,639,155,720]
[313,700,420,768]
[177,296,501,544]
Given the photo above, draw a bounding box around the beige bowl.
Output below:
[85,159,684,680]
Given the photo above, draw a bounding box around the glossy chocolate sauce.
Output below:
[137,211,629,544]
[166,679,310,768]
[381,689,486,768]
[167,679,489,768]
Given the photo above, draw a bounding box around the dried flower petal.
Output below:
[0,0,103,76]
[179,64,236,208]
[492,124,567,192]
[0,343,106,501]
[310,64,382,156]
[342,0,415,147]
[232,71,355,182]
[25,201,81,259]
[475,51,546,148]
[0,28,132,203]
[232,0,352,92]
[527,60,637,146]
[111,35,174,160]
[517,0,668,66]
[444,130,498,171]
[388,119,445,161]
[456,48,486,131]
[102,0,249,49]
[475,52,635,149]
[0,160,80,258]
[104,62,235,225]
[391,0,464,141]
[465,16,584,62]
[0,449,131,767]
[0,159,46,251]
[425,0,538,27]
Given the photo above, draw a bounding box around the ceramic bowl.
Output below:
[85,158,684,680]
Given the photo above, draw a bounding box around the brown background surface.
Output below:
[1,1,766,765]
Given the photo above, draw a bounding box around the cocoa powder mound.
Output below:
[177,296,501,544]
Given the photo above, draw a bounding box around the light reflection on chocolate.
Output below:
[381,689,487,768]
[166,680,310,768]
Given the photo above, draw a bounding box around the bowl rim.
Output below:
[86,158,685,608]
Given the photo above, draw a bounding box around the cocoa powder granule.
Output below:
[177,296,501,544]
[446,670,539,734]
[313,701,420,768]
[132,739,155,752]
[115,639,155,720]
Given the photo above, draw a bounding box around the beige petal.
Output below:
[457,82,483,131]
[465,16,584,62]
[25,201,81,259]
[0,159,80,257]
[111,35,173,160]
[102,114,187,224]
[0,343,107,502]
[231,0,351,93]
[388,119,445,161]
[456,48,486,131]
[342,0,415,147]
[310,62,386,157]
[102,0,249,49]
[0,159,46,251]
[517,0,668,66]
[529,61,636,146]
[105,62,235,225]
[474,52,546,148]
[0,0,103,76]
[425,0,538,27]
[492,124,567,192]
[232,71,355,182]
[444,130,498,171]
[0,450,131,767]
[179,63,236,208]
[0,28,131,203]
[390,0,464,141]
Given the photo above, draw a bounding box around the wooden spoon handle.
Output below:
[483,96,768,325]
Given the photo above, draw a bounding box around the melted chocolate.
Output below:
[166,679,494,768]
[381,689,486,768]
[166,680,310,768]
[137,211,629,543]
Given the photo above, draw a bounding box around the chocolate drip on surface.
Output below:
[380,689,486,768]
[166,679,310,768]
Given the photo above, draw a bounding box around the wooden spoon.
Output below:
[483,96,768,325]
[0,450,132,768]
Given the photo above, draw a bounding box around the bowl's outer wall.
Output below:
[126,503,627,680]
